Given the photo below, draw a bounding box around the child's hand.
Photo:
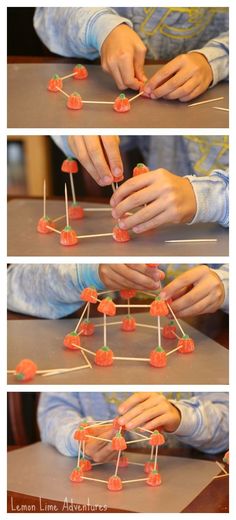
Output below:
[99,264,164,291]
[84,425,116,463]
[160,265,225,317]
[68,135,123,186]
[144,52,213,102]
[110,170,197,233]
[101,24,147,90]
[118,393,181,432]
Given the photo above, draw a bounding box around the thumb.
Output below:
[134,46,147,82]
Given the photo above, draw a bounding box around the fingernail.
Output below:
[144,86,151,94]
[132,226,141,233]
[113,167,122,177]
[103,176,112,185]
[118,405,125,413]
[118,220,126,229]
[111,209,117,218]
[118,417,125,425]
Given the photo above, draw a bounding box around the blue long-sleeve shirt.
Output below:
[7,263,229,318]
[34,7,229,87]
[37,392,229,456]
[53,135,229,229]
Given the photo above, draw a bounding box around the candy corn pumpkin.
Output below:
[73,64,88,79]
[118,455,129,467]
[144,461,157,474]
[133,163,149,176]
[80,287,98,303]
[107,475,122,491]
[113,225,131,242]
[162,320,176,339]
[15,359,37,382]
[111,432,127,451]
[47,74,62,92]
[147,470,162,487]
[67,92,83,110]
[95,346,113,366]
[79,459,92,471]
[120,289,137,299]
[150,297,169,317]
[68,203,84,220]
[69,467,83,482]
[112,417,126,432]
[149,430,165,446]
[61,157,78,174]
[121,315,136,332]
[79,320,95,336]
[60,226,78,246]
[113,93,130,113]
[37,216,55,234]
[74,426,87,441]
[97,297,116,316]
[177,335,195,354]
[149,346,167,368]
[63,331,81,350]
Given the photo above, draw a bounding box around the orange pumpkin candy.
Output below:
[149,430,165,446]
[113,93,131,113]
[162,320,176,340]
[223,451,229,465]
[37,216,55,234]
[133,163,149,176]
[73,64,88,79]
[47,74,63,92]
[144,461,157,474]
[150,346,167,368]
[67,92,83,110]
[74,426,87,441]
[79,458,92,471]
[80,287,98,303]
[68,203,84,220]
[107,475,122,491]
[120,289,137,299]
[79,320,95,336]
[111,432,127,451]
[61,157,78,174]
[113,225,131,242]
[97,297,116,316]
[147,470,162,487]
[112,417,126,432]
[150,297,169,317]
[177,335,195,354]
[121,315,136,332]
[15,359,37,382]
[95,346,113,366]
[63,331,81,350]
[118,455,129,467]
[69,467,83,482]
[60,226,79,246]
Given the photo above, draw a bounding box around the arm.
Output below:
[185,168,229,227]
[33,7,132,59]
[170,393,229,454]
[7,264,104,318]
[37,392,92,456]
[189,31,229,86]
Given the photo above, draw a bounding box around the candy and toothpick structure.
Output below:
[9,280,195,381]
[69,419,165,491]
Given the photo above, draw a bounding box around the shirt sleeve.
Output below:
[188,31,229,86]
[37,393,94,456]
[33,7,132,59]
[185,168,229,227]
[169,392,229,454]
[7,264,105,318]
[210,264,229,313]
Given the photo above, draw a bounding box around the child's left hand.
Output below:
[143,52,213,102]
[117,392,181,432]
[110,170,197,233]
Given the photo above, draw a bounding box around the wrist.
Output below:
[182,177,197,223]
[163,404,181,433]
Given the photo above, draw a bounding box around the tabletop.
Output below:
[7,443,228,513]
[7,63,229,128]
[7,199,229,257]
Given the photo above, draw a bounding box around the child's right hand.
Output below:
[99,264,164,291]
[84,425,116,463]
[101,24,147,90]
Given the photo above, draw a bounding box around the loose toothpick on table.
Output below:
[165,239,217,243]
[188,96,224,107]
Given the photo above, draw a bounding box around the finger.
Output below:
[118,54,141,90]
[110,174,154,208]
[175,294,213,317]
[112,185,159,221]
[118,393,152,416]
[129,264,164,283]
[110,264,161,290]
[144,412,170,431]
[169,279,209,314]
[132,209,170,233]
[84,136,113,186]
[163,77,199,100]
[101,136,123,180]
[125,404,167,430]
[108,60,127,90]
[70,137,102,185]
[179,84,204,102]
[151,68,193,99]
[160,266,208,300]
[118,198,168,230]
[134,46,147,82]
[120,397,162,427]
[144,56,182,93]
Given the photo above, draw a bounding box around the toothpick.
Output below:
[129,91,144,102]
[74,301,89,332]
[82,440,85,459]
[212,106,229,112]
[126,438,149,444]
[82,477,108,483]
[167,303,185,336]
[72,344,96,357]
[115,304,150,308]
[166,345,182,356]
[138,426,153,434]
[165,239,217,243]
[46,226,61,234]
[84,420,113,429]
[127,462,145,466]
[104,313,107,346]
[59,72,77,80]
[216,460,228,475]
[64,183,69,227]
[76,232,113,239]
[43,179,46,219]
[188,96,224,107]
[133,431,149,439]
[83,100,114,105]
[128,298,130,315]
[69,172,77,205]
[139,291,159,298]
[56,86,70,98]
[77,440,82,467]
[41,364,90,377]
[81,348,92,369]
[94,321,122,328]
[213,473,229,479]
[113,356,149,362]
[86,435,112,443]
[87,301,90,320]
[114,449,121,477]
[157,315,161,347]
[123,478,148,484]
[111,182,116,194]
[52,214,66,223]
[154,445,158,471]
[136,323,160,330]
[84,208,112,212]
[150,445,154,460]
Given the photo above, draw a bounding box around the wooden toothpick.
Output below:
[69,172,77,205]
[212,106,229,112]
[83,100,114,105]
[167,303,185,336]
[64,183,69,227]
[46,226,61,234]
[72,344,96,357]
[123,478,148,484]
[104,313,107,346]
[129,91,144,102]
[43,179,46,219]
[81,348,92,369]
[113,356,149,362]
[59,72,77,81]
[74,301,89,332]
[76,232,113,239]
[114,449,121,477]
[56,86,70,98]
[41,364,90,377]
[165,239,217,243]
[188,96,224,107]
